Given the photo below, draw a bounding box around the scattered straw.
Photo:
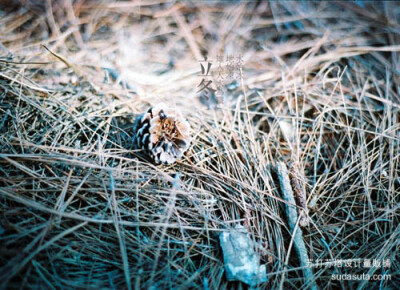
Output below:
[0,1,399,288]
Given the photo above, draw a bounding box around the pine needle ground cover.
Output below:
[0,1,399,289]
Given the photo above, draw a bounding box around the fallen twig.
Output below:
[276,162,317,290]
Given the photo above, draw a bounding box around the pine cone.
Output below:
[133,103,191,164]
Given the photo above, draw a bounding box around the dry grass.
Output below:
[0,1,399,289]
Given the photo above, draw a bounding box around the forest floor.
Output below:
[0,1,399,289]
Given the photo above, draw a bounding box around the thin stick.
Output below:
[276,162,317,290]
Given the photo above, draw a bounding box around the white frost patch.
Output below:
[219,225,268,286]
